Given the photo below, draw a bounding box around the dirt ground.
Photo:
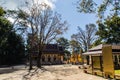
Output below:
[0,64,107,80]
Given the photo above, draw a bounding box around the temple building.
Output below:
[32,44,64,65]
[69,53,82,64]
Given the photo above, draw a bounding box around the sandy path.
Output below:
[0,64,107,80]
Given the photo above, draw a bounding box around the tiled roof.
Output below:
[32,44,64,56]
[43,44,64,53]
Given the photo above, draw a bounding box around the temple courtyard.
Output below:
[0,64,107,80]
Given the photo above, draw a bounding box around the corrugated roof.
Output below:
[83,44,120,55]
[89,44,120,51]
[89,44,103,51]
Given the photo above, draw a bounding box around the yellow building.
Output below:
[69,53,82,64]
[32,44,64,65]
[83,44,120,79]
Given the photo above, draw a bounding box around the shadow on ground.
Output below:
[0,65,27,74]
[0,68,20,74]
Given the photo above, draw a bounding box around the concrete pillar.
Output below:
[89,55,92,65]
[51,54,54,62]
[61,56,63,61]
[45,55,48,62]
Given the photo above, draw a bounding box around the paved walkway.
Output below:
[0,64,107,80]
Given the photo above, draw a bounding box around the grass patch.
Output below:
[115,70,120,74]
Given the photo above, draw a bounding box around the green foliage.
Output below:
[64,50,71,61]
[0,7,25,65]
[96,15,120,44]
[77,0,120,19]
[77,0,97,13]
[56,37,69,50]
[0,14,12,51]
[56,37,70,61]
[17,9,28,20]
[6,31,25,64]
[0,7,6,16]
[92,38,104,47]
[70,40,81,53]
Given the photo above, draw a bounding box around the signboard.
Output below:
[102,45,114,78]
[92,56,101,69]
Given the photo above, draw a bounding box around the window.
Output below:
[54,57,56,61]
[119,55,120,62]
[48,56,51,62]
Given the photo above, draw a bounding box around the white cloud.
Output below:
[1,0,57,10]
[1,0,18,10]
[38,0,56,9]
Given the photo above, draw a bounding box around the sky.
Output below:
[54,0,98,40]
[1,0,99,40]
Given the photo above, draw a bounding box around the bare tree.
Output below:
[71,23,97,52]
[71,24,96,65]
[9,1,68,69]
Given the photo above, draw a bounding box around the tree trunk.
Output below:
[37,51,42,68]
[86,56,89,65]
[81,53,84,65]
[29,52,32,70]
